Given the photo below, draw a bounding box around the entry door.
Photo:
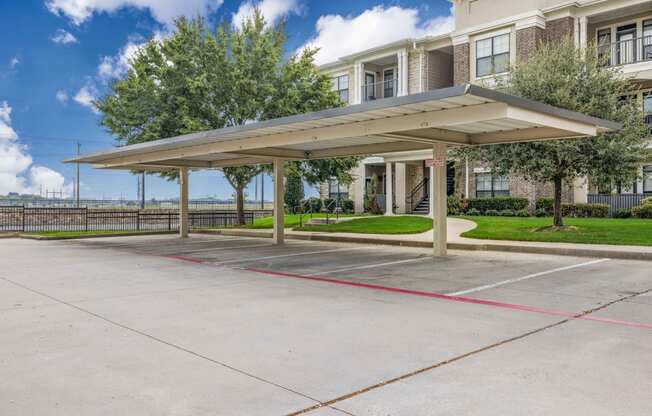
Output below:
[383,68,395,98]
[617,24,637,64]
[365,73,376,101]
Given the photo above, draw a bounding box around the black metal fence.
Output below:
[587,194,649,215]
[0,206,272,232]
[0,198,273,210]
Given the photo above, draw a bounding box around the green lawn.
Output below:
[460,216,652,246]
[23,230,172,238]
[245,213,362,229]
[295,215,433,234]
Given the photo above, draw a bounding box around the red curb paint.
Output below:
[245,267,652,330]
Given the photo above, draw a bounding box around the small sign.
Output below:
[473,167,491,174]
[426,156,447,167]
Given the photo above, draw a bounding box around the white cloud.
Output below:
[45,0,223,26]
[232,0,299,27]
[300,5,455,65]
[97,40,142,80]
[0,101,72,196]
[56,90,69,104]
[9,57,19,69]
[74,82,99,113]
[51,29,78,44]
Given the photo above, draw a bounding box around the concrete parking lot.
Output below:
[1,234,651,415]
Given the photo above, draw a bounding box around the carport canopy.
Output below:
[66,84,621,256]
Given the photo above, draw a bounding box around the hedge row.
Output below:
[465,197,529,212]
[535,197,609,218]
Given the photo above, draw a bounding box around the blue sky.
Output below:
[0,0,453,200]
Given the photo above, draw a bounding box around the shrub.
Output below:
[535,197,554,214]
[535,208,549,217]
[562,203,609,218]
[467,197,529,213]
[485,209,500,216]
[515,209,531,217]
[447,196,463,215]
[466,208,481,216]
[499,209,515,217]
[642,197,652,206]
[613,208,632,219]
[632,204,652,219]
[302,197,322,213]
[323,198,336,213]
[340,199,354,213]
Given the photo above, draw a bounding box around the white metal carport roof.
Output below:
[65,84,620,171]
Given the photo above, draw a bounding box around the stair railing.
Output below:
[408,177,429,213]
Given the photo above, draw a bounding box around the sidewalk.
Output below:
[197,218,652,261]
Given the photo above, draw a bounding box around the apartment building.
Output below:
[319,0,652,214]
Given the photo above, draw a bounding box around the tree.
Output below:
[469,39,647,227]
[97,12,359,225]
[284,165,304,211]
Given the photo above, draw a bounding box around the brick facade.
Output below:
[545,17,575,44]
[515,26,546,63]
[408,50,426,94]
[453,43,470,85]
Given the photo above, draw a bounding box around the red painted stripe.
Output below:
[245,267,652,330]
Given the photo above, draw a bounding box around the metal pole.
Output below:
[76,142,81,207]
[140,171,145,209]
[260,173,265,210]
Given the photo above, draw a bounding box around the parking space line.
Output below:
[448,258,610,296]
[213,246,364,265]
[169,242,274,254]
[305,257,429,276]
[245,267,652,330]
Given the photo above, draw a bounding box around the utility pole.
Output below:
[76,142,81,207]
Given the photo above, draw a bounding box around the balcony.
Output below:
[361,78,399,102]
[601,36,652,67]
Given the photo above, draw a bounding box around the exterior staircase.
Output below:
[412,196,429,215]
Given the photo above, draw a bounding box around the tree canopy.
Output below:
[465,39,648,226]
[96,12,360,223]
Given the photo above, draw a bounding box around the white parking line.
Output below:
[179,243,273,253]
[306,257,429,276]
[214,246,364,265]
[448,258,610,296]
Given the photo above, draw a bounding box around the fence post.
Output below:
[21,205,25,232]
[84,208,88,232]
[168,212,172,231]
[136,210,141,231]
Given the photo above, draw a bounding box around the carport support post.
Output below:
[385,162,393,216]
[179,167,189,238]
[273,158,285,245]
[432,144,447,257]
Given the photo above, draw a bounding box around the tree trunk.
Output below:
[553,176,564,227]
[236,186,245,225]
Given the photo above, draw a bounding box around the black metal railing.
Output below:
[601,35,652,67]
[407,177,429,213]
[0,206,271,233]
[0,198,273,210]
[361,78,399,102]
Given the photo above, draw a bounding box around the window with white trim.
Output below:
[475,173,509,198]
[328,178,349,200]
[331,74,349,103]
[476,34,510,77]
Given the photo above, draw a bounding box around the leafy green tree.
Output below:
[97,12,359,225]
[468,39,647,227]
[284,165,304,211]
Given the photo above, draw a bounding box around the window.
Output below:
[328,179,349,200]
[476,34,510,77]
[644,166,652,193]
[364,72,376,101]
[597,29,612,65]
[383,68,395,98]
[331,75,349,103]
[475,173,510,198]
[616,24,637,65]
[644,20,652,61]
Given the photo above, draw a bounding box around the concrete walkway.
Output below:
[198,218,652,261]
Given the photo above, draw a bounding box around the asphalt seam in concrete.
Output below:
[0,276,328,412]
[288,287,652,415]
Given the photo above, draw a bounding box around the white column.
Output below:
[353,162,366,214]
[573,176,589,203]
[433,144,447,257]
[579,16,588,52]
[273,159,285,245]
[385,162,393,216]
[353,62,364,105]
[428,165,435,217]
[464,156,470,199]
[395,162,406,214]
[179,167,189,238]
[398,49,409,97]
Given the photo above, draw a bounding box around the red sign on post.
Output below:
[425,156,447,167]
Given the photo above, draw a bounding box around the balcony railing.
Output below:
[601,36,652,67]
[361,78,399,102]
